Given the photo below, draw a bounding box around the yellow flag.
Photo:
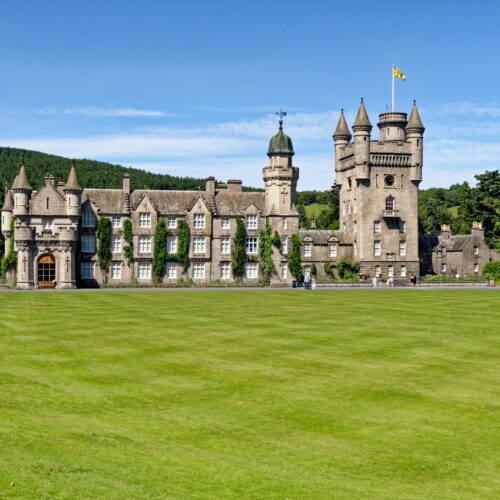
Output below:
[393,67,407,80]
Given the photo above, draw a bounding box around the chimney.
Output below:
[440,224,451,240]
[471,221,484,239]
[311,219,317,229]
[123,173,130,194]
[206,176,215,197]
[227,179,242,192]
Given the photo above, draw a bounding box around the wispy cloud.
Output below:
[35,106,174,118]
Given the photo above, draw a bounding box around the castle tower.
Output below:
[1,190,14,256]
[334,100,424,278]
[11,161,33,217]
[64,163,83,217]
[333,109,352,177]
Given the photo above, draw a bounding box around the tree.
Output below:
[452,182,475,235]
[482,261,500,280]
[96,217,112,281]
[232,218,246,278]
[152,220,168,282]
[298,205,308,228]
[259,220,275,284]
[336,257,360,280]
[474,170,500,249]
[288,234,303,283]
[177,220,191,273]
[123,219,134,266]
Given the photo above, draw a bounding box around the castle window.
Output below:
[348,200,351,214]
[387,128,390,136]
[80,261,95,279]
[373,221,381,234]
[399,220,406,234]
[283,218,288,230]
[112,216,121,228]
[282,263,288,280]
[401,175,405,188]
[167,216,177,229]
[388,265,394,277]
[374,240,381,257]
[193,236,206,254]
[42,220,53,232]
[363,136,366,142]
[167,236,177,254]
[342,201,346,216]
[474,263,479,273]
[166,262,177,280]
[245,237,258,254]
[221,236,231,254]
[194,213,205,229]
[111,262,121,280]
[354,242,357,256]
[246,214,258,230]
[385,197,395,211]
[400,265,407,277]
[441,263,446,274]
[354,221,357,234]
[417,139,420,147]
[138,262,151,280]
[329,243,337,257]
[245,262,258,279]
[111,235,121,253]
[46,198,49,210]
[81,235,96,253]
[138,236,152,253]
[375,265,381,277]
[281,237,288,254]
[303,242,312,257]
[82,210,95,228]
[221,217,230,230]
[221,262,231,280]
[139,212,151,228]
[473,246,479,255]
[347,177,352,189]
[193,262,205,280]
[303,265,311,279]
[399,241,406,257]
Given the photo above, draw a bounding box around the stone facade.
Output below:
[1,101,498,289]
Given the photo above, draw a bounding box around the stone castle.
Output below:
[1,100,495,289]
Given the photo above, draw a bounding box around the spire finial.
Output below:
[413,99,416,105]
[361,97,364,103]
[276,109,287,131]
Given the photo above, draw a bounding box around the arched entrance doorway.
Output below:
[37,254,56,288]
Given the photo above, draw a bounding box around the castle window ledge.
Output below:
[383,210,400,218]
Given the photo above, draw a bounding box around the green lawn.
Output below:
[304,203,328,220]
[0,290,499,499]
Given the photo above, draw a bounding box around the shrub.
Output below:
[177,220,190,273]
[482,261,500,280]
[336,257,360,279]
[152,220,168,281]
[232,218,246,278]
[96,217,112,278]
[288,234,303,283]
[123,219,134,266]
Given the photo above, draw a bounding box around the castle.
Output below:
[0,100,494,289]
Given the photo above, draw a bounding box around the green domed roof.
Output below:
[267,128,295,156]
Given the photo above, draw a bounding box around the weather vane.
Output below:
[276,109,287,130]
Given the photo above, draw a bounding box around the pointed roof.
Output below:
[352,98,372,131]
[333,109,352,140]
[406,100,425,131]
[1,190,14,211]
[11,162,33,191]
[65,163,82,191]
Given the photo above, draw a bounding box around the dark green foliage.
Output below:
[473,170,500,250]
[482,261,500,280]
[259,220,275,284]
[123,219,134,266]
[272,230,281,249]
[96,218,112,277]
[177,220,191,272]
[232,218,246,278]
[336,257,360,280]
[298,205,308,228]
[310,263,318,277]
[288,234,303,283]
[1,221,16,278]
[152,220,168,281]
[323,262,334,278]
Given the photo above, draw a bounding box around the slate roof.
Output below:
[83,189,125,213]
[352,98,372,130]
[12,163,33,190]
[333,110,352,139]
[299,229,352,245]
[214,191,265,215]
[65,165,82,191]
[406,101,425,131]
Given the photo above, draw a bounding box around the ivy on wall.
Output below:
[153,220,168,281]
[1,221,16,279]
[177,220,190,272]
[288,234,303,283]
[96,217,112,279]
[123,219,134,266]
[232,218,246,278]
[259,220,275,285]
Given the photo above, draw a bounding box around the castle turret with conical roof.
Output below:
[64,163,83,217]
[405,101,424,182]
[12,161,32,217]
[1,190,14,244]
[352,99,371,180]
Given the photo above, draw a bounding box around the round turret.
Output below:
[377,112,408,142]
[267,129,295,157]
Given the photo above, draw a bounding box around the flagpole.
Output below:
[391,65,395,112]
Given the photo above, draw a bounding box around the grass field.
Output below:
[304,203,328,220]
[0,290,499,499]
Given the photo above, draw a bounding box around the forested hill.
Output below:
[0,147,209,192]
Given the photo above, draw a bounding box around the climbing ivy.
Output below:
[96,217,112,278]
[232,218,246,278]
[259,220,275,285]
[288,234,303,284]
[1,221,16,279]
[272,230,281,249]
[123,219,134,266]
[177,220,190,272]
[152,220,168,281]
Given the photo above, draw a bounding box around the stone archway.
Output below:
[37,254,56,288]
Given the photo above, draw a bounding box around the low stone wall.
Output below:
[418,281,492,288]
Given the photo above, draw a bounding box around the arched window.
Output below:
[37,254,56,288]
[385,196,395,211]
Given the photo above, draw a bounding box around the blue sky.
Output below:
[1,0,499,189]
